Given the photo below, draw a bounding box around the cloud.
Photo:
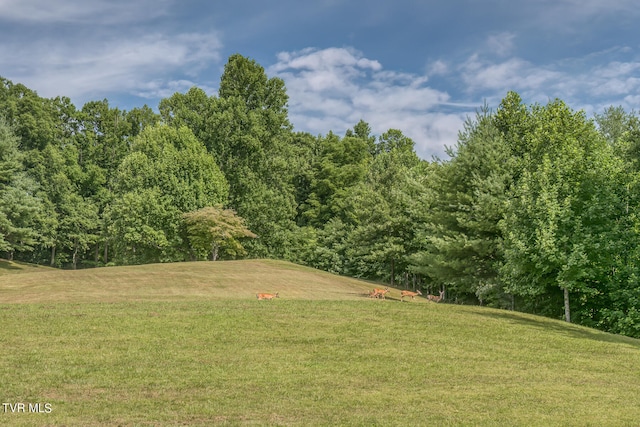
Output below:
[0,0,172,24]
[0,31,222,104]
[460,55,563,97]
[428,60,448,77]
[270,47,469,158]
[458,49,640,113]
[486,32,516,57]
[272,41,640,159]
[0,0,222,108]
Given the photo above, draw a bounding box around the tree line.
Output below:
[1,54,639,337]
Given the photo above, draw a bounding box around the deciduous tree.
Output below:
[183,206,256,261]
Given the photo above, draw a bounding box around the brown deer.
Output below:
[426,290,445,303]
[256,292,279,300]
[369,287,389,299]
[400,289,422,301]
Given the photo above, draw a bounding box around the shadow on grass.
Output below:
[0,260,22,271]
[474,309,640,349]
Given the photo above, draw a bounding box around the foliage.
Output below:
[108,124,228,263]
[4,58,640,337]
[500,97,626,323]
[411,108,514,306]
[183,206,256,261]
[206,54,298,257]
[0,118,44,258]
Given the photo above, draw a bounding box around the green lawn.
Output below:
[1,260,639,425]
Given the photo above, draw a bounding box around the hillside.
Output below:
[1,260,639,425]
[0,259,386,304]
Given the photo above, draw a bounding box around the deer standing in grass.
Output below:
[400,289,422,302]
[426,290,445,303]
[256,292,279,300]
[369,287,389,299]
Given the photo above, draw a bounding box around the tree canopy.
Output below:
[2,58,640,337]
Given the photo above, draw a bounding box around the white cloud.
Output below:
[0,0,171,24]
[0,31,222,103]
[428,60,448,76]
[460,55,563,96]
[273,42,640,159]
[486,32,516,57]
[270,47,468,158]
[457,49,640,114]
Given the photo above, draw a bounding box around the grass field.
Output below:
[1,259,639,426]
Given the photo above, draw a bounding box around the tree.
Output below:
[159,87,210,146]
[500,97,625,323]
[183,206,256,261]
[301,130,372,227]
[109,124,228,263]
[208,54,298,257]
[345,130,426,285]
[0,78,58,151]
[0,118,44,259]
[411,108,514,306]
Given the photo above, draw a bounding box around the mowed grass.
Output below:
[0,259,379,303]
[1,260,639,426]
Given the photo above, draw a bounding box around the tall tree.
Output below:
[108,124,228,263]
[301,130,372,227]
[411,108,514,306]
[345,130,426,284]
[0,118,44,259]
[0,78,58,151]
[208,54,298,257]
[500,97,625,322]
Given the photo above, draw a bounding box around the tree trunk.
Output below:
[390,259,395,286]
[50,245,56,267]
[72,239,78,270]
[563,287,571,323]
[211,243,219,261]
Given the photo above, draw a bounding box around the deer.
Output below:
[426,290,445,303]
[400,289,422,302]
[370,287,389,300]
[256,292,279,300]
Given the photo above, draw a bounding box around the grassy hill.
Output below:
[0,259,381,303]
[1,259,639,426]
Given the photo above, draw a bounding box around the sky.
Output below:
[1,0,639,159]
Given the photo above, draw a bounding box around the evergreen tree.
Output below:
[411,108,514,306]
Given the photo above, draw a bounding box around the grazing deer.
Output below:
[370,287,389,300]
[256,292,279,300]
[400,289,422,302]
[426,290,445,303]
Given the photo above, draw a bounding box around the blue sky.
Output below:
[1,0,639,158]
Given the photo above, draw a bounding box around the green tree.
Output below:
[500,98,624,323]
[159,87,211,148]
[208,54,298,257]
[301,130,372,227]
[345,130,426,285]
[0,118,44,259]
[411,109,514,306]
[0,78,58,151]
[109,124,228,263]
[183,206,257,261]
